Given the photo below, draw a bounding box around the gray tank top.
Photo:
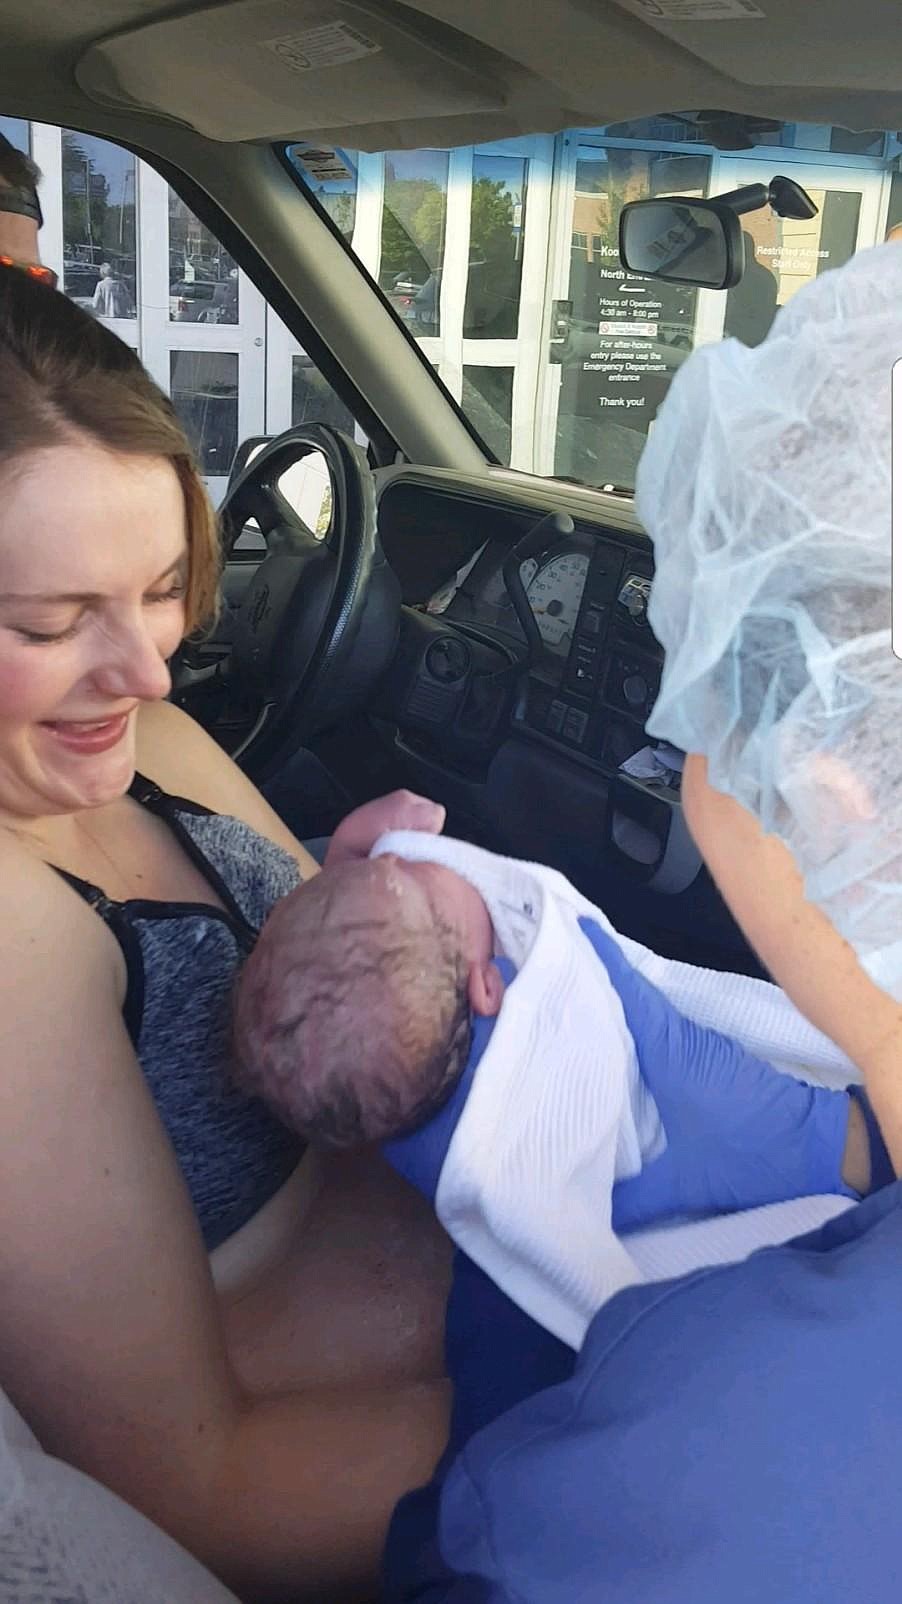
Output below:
[53,774,304,1251]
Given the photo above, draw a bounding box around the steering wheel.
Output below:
[200,423,401,772]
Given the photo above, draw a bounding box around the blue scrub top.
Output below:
[385,1183,902,1603]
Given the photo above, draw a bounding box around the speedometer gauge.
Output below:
[524,552,590,655]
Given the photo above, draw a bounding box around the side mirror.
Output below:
[619,198,743,290]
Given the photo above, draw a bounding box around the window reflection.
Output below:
[463,155,527,340]
[169,190,239,324]
[170,350,238,476]
[62,132,136,317]
[291,354,356,433]
[828,127,887,156]
[885,171,902,240]
[601,116,889,157]
[555,147,709,490]
[462,366,513,464]
[723,189,860,347]
[380,150,449,337]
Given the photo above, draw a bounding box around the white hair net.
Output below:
[636,243,902,992]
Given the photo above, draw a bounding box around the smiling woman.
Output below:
[0,447,185,813]
[0,269,456,1602]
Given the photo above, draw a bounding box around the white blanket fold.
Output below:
[373,832,857,1349]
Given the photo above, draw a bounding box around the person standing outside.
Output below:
[92,260,132,318]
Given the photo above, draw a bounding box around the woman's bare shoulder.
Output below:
[0,820,246,1562]
[136,701,318,878]
[0,830,126,991]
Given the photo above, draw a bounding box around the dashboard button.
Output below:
[605,651,661,718]
[563,708,588,745]
[582,606,605,637]
[547,699,568,735]
[623,673,648,708]
[572,649,598,685]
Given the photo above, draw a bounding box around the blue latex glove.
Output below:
[384,957,517,1204]
[577,917,856,1231]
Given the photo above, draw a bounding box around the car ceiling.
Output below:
[2,0,902,156]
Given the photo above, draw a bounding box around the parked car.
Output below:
[62,260,100,307]
[169,278,221,321]
[384,270,427,321]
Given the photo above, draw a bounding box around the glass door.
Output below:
[136,167,266,505]
[356,138,553,468]
[538,142,886,492]
[457,138,554,470]
[538,137,716,490]
[715,158,883,348]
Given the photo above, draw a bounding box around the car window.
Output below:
[1,119,361,505]
[287,119,902,493]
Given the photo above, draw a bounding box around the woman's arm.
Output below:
[680,760,902,1175]
[0,847,446,1602]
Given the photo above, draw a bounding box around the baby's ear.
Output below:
[467,959,505,1018]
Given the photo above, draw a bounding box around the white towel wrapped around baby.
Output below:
[373,831,856,1349]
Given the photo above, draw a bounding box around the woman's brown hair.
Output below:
[0,269,220,633]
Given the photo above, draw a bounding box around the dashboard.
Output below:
[477,549,593,657]
[359,470,761,974]
[209,462,760,974]
[445,525,665,778]
[372,475,703,905]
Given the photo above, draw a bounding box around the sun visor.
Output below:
[77,0,510,142]
[609,0,902,92]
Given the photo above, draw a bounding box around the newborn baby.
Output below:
[233,850,505,1149]
[233,831,856,1348]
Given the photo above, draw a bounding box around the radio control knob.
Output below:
[425,637,470,683]
[623,673,648,708]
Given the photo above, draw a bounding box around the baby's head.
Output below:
[233,854,502,1148]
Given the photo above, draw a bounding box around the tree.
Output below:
[410,187,446,266]
[590,149,651,257]
[469,177,518,264]
[61,132,135,277]
[380,176,445,287]
[62,134,104,255]
[464,178,520,338]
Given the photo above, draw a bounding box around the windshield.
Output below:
[286,118,902,493]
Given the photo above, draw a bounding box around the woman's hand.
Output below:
[324,790,446,866]
[577,918,856,1230]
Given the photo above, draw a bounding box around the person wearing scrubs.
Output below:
[383,242,902,1604]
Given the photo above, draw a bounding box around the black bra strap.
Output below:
[50,869,145,1048]
[128,770,214,819]
[52,864,108,907]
